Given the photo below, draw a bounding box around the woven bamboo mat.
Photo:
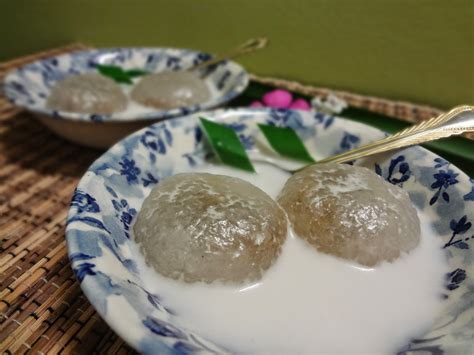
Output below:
[0,43,454,354]
[0,44,135,354]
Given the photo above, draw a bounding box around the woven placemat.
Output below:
[0,44,135,354]
[0,43,454,354]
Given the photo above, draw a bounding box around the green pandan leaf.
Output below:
[200,118,255,172]
[258,124,315,163]
[126,69,149,77]
[96,64,133,84]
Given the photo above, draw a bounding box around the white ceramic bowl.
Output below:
[66,108,474,354]
[3,48,248,148]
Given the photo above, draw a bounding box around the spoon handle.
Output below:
[190,37,268,72]
[315,105,474,165]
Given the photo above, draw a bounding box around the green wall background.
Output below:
[2,0,473,109]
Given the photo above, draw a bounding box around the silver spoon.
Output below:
[189,37,268,73]
[257,105,474,173]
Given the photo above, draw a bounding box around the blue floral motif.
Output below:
[444,215,472,249]
[147,293,162,310]
[125,279,169,313]
[192,52,212,66]
[194,126,203,145]
[217,70,231,90]
[434,157,449,169]
[182,153,197,167]
[200,57,228,76]
[87,59,96,68]
[239,135,254,150]
[430,168,459,205]
[112,198,137,239]
[70,254,97,283]
[74,262,96,282]
[314,112,334,129]
[143,316,186,339]
[166,56,182,70]
[71,189,100,213]
[119,158,141,184]
[226,122,246,131]
[181,126,212,167]
[8,80,30,98]
[39,59,65,87]
[142,172,159,187]
[140,127,173,155]
[446,268,467,291]
[463,179,474,201]
[173,341,207,354]
[105,185,118,198]
[90,114,105,122]
[339,132,360,152]
[397,344,443,355]
[144,53,164,71]
[374,155,411,186]
[179,106,197,117]
[146,53,156,64]
[68,215,110,234]
[182,150,213,168]
[70,253,95,262]
[266,109,305,130]
[142,131,165,154]
[226,122,254,149]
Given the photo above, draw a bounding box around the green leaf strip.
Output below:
[200,118,255,172]
[258,124,315,163]
[96,64,148,84]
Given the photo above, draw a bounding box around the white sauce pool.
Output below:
[132,163,448,354]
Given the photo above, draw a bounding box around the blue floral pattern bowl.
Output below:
[3,48,248,148]
[66,108,474,354]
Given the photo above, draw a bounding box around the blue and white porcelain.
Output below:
[66,108,474,354]
[3,48,248,148]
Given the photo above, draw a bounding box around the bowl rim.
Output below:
[3,47,249,123]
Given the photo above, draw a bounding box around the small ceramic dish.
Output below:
[3,48,248,148]
[66,108,474,353]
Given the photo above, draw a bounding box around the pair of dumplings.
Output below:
[46,71,210,114]
[134,163,421,284]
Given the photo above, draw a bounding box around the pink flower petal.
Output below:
[289,98,311,111]
[262,89,293,108]
[249,100,264,108]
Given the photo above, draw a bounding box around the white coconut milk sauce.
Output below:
[132,163,449,354]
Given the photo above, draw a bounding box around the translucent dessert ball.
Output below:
[46,73,127,114]
[278,163,420,267]
[134,173,288,283]
[130,71,211,109]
